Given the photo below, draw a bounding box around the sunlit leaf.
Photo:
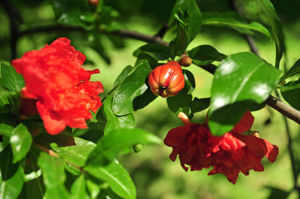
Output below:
[10,124,32,163]
[85,160,136,199]
[112,60,151,116]
[38,153,69,199]
[103,96,135,135]
[209,52,281,135]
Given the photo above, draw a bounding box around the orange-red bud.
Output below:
[179,55,192,67]
[89,0,99,6]
[148,61,185,98]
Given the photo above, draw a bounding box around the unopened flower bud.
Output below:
[89,0,99,6]
[179,55,192,67]
[148,61,185,98]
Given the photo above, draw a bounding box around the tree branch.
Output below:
[19,25,169,47]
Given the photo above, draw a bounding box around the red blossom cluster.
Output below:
[164,111,279,184]
[12,38,103,135]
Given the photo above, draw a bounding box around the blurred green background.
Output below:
[1,0,300,198]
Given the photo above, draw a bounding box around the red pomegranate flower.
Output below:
[12,37,104,135]
[148,61,185,98]
[164,111,279,184]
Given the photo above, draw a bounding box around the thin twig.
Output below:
[19,25,169,47]
[154,23,169,39]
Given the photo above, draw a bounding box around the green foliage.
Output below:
[280,78,300,110]
[169,0,202,57]
[85,160,136,199]
[202,12,271,37]
[209,52,281,135]
[38,153,70,199]
[234,0,285,67]
[188,45,226,66]
[0,62,24,92]
[9,124,32,163]
[0,0,298,198]
[112,60,151,116]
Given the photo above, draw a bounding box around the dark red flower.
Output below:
[148,61,185,98]
[12,37,104,135]
[164,111,279,184]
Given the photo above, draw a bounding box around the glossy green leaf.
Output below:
[10,124,32,163]
[85,160,136,199]
[0,123,14,137]
[86,180,100,199]
[0,62,24,92]
[103,96,135,135]
[112,61,151,116]
[0,165,24,199]
[87,128,161,166]
[133,87,157,111]
[51,137,96,167]
[280,59,300,81]
[70,175,89,199]
[191,97,210,114]
[38,153,69,199]
[188,45,226,66]
[113,65,133,87]
[133,44,170,61]
[167,72,194,116]
[234,0,285,67]
[209,52,281,135]
[170,0,202,57]
[202,12,270,37]
[280,79,300,110]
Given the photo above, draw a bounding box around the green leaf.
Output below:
[0,62,24,92]
[188,45,226,66]
[166,71,194,116]
[191,97,210,114]
[234,0,285,67]
[0,86,18,108]
[98,187,123,199]
[38,153,69,199]
[87,128,161,166]
[70,175,89,199]
[133,87,157,111]
[202,12,271,37]
[280,79,300,110]
[133,44,170,61]
[103,96,135,135]
[10,124,32,163]
[113,65,133,87]
[51,0,95,30]
[209,52,281,135]
[170,0,202,57]
[112,61,151,116]
[280,59,300,81]
[265,186,290,199]
[0,123,14,137]
[85,160,136,199]
[0,165,24,199]
[0,147,19,181]
[86,180,100,199]
[51,137,96,167]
